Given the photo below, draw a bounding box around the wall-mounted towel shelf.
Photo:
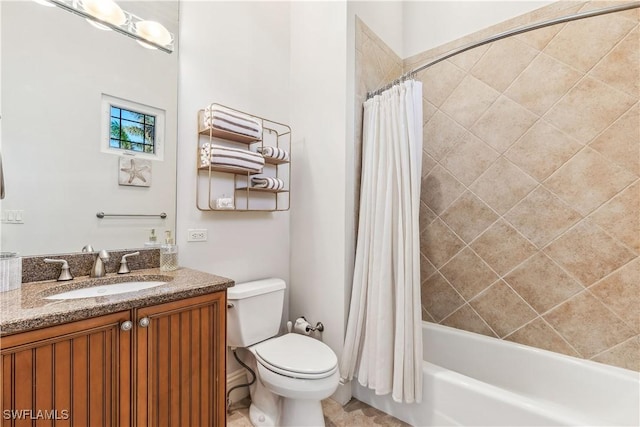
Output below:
[196,103,291,212]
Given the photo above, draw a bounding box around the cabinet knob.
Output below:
[139,317,151,328]
[120,321,133,331]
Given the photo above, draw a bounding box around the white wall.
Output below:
[177,0,290,283]
[289,0,349,364]
[403,1,553,57]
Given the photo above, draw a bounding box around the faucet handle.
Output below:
[44,258,74,281]
[118,251,140,274]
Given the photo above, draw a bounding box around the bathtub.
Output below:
[352,322,639,426]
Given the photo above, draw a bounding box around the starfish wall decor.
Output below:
[119,157,152,187]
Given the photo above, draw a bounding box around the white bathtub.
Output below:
[352,322,639,426]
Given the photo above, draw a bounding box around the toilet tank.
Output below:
[227,278,285,348]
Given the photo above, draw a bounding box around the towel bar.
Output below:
[96,212,167,219]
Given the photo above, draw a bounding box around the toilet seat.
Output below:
[253,333,338,380]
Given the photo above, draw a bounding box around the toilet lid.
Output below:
[254,334,338,377]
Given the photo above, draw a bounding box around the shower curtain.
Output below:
[341,80,423,403]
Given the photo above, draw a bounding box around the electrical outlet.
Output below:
[187,229,208,242]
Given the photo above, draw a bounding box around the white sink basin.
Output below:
[45,281,167,300]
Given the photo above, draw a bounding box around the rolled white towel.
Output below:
[257,146,289,161]
[204,105,262,139]
[200,143,265,173]
[251,176,285,190]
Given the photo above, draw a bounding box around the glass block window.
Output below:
[110,106,156,154]
[101,94,165,161]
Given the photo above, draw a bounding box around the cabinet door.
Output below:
[135,292,226,427]
[0,311,132,427]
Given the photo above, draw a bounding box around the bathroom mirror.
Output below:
[0,1,179,256]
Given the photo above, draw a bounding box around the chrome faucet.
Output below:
[90,250,110,278]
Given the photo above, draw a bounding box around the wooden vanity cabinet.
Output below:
[0,311,131,427]
[0,291,226,427]
[134,292,226,427]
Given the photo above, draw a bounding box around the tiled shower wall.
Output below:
[354,18,403,220]
[355,2,639,371]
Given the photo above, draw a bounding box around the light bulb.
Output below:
[134,20,172,49]
[81,0,126,30]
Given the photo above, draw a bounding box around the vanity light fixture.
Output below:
[33,0,174,53]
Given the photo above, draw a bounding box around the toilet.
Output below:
[227,278,339,427]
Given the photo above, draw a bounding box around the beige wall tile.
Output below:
[471,96,539,154]
[544,147,637,216]
[447,45,490,72]
[590,27,639,97]
[505,318,580,357]
[505,187,582,248]
[417,60,466,107]
[544,291,635,357]
[422,98,438,127]
[543,11,636,73]
[421,272,465,322]
[470,219,538,276]
[589,181,640,253]
[505,120,584,182]
[471,37,539,92]
[441,191,499,243]
[591,336,640,372]
[420,253,437,284]
[442,304,497,338]
[440,133,500,185]
[419,201,437,232]
[589,104,640,177]
[441,76,501,128]
[421,152,437,178]
[420,218,465,268]
[360,38,388,90]
[358,19,403,66]
[544,77,636,143]
[422,309,436,323]
[421,165,466,215]
[505,53,583,116]
[440,247,499,300]
[515,21,567,51]
[470,157,538,214]
[469,281,537,337]
[544,220,636,286]
[423,111,467,161]
[590,258,640,333]
[504,252,584,314]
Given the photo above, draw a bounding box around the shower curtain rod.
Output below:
[367,1,640,99]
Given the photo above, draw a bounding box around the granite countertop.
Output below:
[0,267,234,336]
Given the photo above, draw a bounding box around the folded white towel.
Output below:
[251,176,285,190]
[204,105,262,139]
[257,146,289,161]
[201,143,265,173]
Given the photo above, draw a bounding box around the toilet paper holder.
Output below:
[289,316,324,334]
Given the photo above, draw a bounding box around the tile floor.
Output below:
[227,397,410,427]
